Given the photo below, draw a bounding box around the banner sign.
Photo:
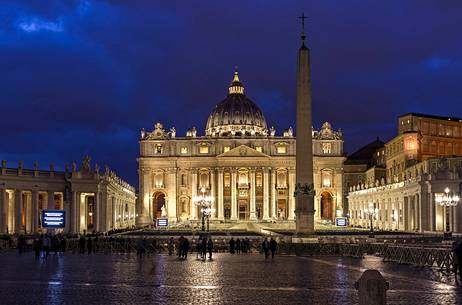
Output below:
[157,218,168,227]
[335,217,348,227]
[42,210,65,228]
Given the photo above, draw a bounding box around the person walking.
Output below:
[79,235,86,254]
[43,234,51,260]
[229,238,235,254]
[87,237,93,255]
[201,237,207,260]
[60,236,67,253]
[136,238,145,258]
[168,237,175,256]
[178,236,184,258]
[456,241,462,283]
[269,238,277,260]
[207,238,214,260]
[182,237,190,259]
[262,238,270,259]
[236,238,241,254]
[33,237,42,260]
[196,238,202,259]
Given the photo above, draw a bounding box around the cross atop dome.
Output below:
[228,68,244,95]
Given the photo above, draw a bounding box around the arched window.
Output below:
[200,172,209,188]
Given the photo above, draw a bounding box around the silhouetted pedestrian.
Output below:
[207,238,214,260]
[201,238,207,260]
[236,238,241,254]
[229,238,235,254]
[60,236,67,253]
[456,241,462,283]
[168,237,175,256]
[43,234,51,259]
[196,239,202,259]
[182,238,189,259]
[33,238,42,260]
[79,235,86,254]
[269,238,277,259]
[87,237,93,254]
[262,238,269,259]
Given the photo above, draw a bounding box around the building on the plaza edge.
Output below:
[348,113,462,233]
[0,157,136,234]
[137,70,345,226]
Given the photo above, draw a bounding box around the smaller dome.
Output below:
[205,70,268,137]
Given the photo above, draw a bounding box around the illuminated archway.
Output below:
[153,192,166,219]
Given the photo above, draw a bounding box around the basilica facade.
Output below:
[137,71,345,226]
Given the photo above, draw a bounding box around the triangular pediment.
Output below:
[218,145,269,158]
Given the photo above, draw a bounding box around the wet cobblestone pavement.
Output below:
[0,251,461,305]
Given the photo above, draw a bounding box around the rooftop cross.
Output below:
[298,13,307,42]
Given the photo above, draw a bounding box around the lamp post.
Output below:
[193,187,215,232]
[435,187,460,240]
[363,204,379,237]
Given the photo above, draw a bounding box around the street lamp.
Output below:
[363,204,379,237]
[435,187,460,240]
[193,187,215,232]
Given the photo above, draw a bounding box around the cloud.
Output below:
[17,17,64,32]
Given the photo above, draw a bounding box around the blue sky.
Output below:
[1,0,461,186]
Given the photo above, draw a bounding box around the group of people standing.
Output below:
[261,237,278,259]
[195,236,214,260]
[78,235,98,254]
[228,237,252,254]
[32,234,67,260]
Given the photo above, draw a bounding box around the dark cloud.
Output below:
[1,0,462,186]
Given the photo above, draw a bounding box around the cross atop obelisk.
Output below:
[294,13,315,236]
[298,13,307,42]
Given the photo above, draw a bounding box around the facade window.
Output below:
[255,146,263,153]
[155,144,163,154]
[322,143,332,154]
[276,146,287,154]
[223,146,231,153]
[199,146,209,154]
[256,173,262,187]
[239,172,248,186]
[180,147,188,154]
[224,173,230,187]
[200,173,209,188]
[154,174,163,188]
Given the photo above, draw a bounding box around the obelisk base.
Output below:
[136,215,153,228]
[294,194,316,238]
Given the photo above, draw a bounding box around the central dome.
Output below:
[205,70,268,137]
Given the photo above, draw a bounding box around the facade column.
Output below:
[263,168,270,220]
[271,169,277,219]
[167,168,177,222]
[100,191,107,232]
[249,169,256,220]
[14,190,23,234]
[31,190,39,233]
[288,168,296,220]
[190,170,198,220]
[210,168,216,219]
[231,169,238,220]
[47,191,55,210]
[217,168,224,220]
[0,189,6,233]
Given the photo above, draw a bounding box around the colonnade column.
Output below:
[231,169,237,220]
[190,170,198,220]
[270,169,276,219]
[217,168,224,220]
[210,169,216,219]
[31,190,39,232]
[14,190,23,233]
[263,168,270,220]
[249,169,256,220]
[94,191,101,232]
[71,191,80,234]
[0,188,7,233]
[288,168,296,220]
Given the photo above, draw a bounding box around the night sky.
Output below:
[1,1,462,187]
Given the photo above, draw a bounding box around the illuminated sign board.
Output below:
[42,210,65,228]
[335,217,348,227]
[157,219,168,227]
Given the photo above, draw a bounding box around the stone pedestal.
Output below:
[295,194,315,235]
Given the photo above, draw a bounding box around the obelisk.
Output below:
[295,14,315,235]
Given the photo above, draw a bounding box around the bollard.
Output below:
[355,269,388,305]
